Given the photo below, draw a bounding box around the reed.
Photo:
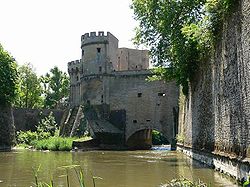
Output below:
[32,165,102,187]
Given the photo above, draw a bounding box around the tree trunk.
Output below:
[0,105,15,151]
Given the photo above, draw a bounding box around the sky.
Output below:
[0,0,140,75]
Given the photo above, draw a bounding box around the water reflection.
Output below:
[0,150,239,187]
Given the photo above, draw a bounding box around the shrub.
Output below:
[16,130,50,145]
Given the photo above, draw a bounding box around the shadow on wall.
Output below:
[13,108,64,132]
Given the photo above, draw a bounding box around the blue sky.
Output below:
[0,0,140,75]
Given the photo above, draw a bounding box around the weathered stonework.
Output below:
[0,105,15,150]
[68,31,179,148]
[13,108,64,131]
[178,0,250,179]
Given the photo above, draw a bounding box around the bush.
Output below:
[16,130,50,145]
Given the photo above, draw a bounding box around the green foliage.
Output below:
[15,63,44,108]
[176,134,185,144]
[131,0,236,95]
[0,44,18,106]
[42,66,70,109]
[37,112,58,136]
[16,112,57,145]
[33,137,75,151]
[152,130,169,145]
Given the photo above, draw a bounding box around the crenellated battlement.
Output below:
[81,31,117,47]
[81,31,111,40]
[68,59,82,74]
[68,59,81,66]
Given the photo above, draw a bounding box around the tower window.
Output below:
[76,76,79,81]
[97,48,101,53]
[137,93,142,97]
[133,120,137,123]
[158,93,166,96]
[99,66,102,72]
[82,50,84,56]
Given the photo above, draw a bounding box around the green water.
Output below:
[0,150,238,187]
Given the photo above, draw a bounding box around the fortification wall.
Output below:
[13,108,64,131]
[179,0,250,160]
[107,75,179,141]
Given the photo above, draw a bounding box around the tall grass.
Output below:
[32,165,102,187]
[32,137,75,151]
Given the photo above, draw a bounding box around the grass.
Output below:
[32,137,75,151]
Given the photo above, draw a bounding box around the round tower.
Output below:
[81,31,118,75]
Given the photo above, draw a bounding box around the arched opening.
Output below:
[126,128,171,150]
[126,129,152,150]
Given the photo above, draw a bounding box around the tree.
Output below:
[0,43,18,149]
[43,66,69,109]
[15,63,44,108]
[130,0,224,94]
[0,44,18,106]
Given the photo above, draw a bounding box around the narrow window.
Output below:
[82,50,84,56]
[101,95,103,103]
[137,93,142,97]
[158,93,166,96]
[99,66,102,72]
[76,76,79,81]
[135,65,137,69]
[87,100,90,105]
[97,48,101,53]
[133,120,137,123]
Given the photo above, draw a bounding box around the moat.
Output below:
[0,149,239,187]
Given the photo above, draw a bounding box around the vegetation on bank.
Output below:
[131,0,237,95]
[16,112,89,151]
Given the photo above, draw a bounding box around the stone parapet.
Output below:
[81,31,116,47]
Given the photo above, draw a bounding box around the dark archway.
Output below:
[126,128,172,150]
[126,129,152,150]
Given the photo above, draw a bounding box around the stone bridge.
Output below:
[81,77,179,150]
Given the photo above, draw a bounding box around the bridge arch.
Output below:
[126,126,172,150]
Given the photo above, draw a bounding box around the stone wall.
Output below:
[13,108,64,131]
[178,0,250,167]
[79,71,179,144]
[108,74,179,142]
[116,48,149,71]
[0,106,15,150]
